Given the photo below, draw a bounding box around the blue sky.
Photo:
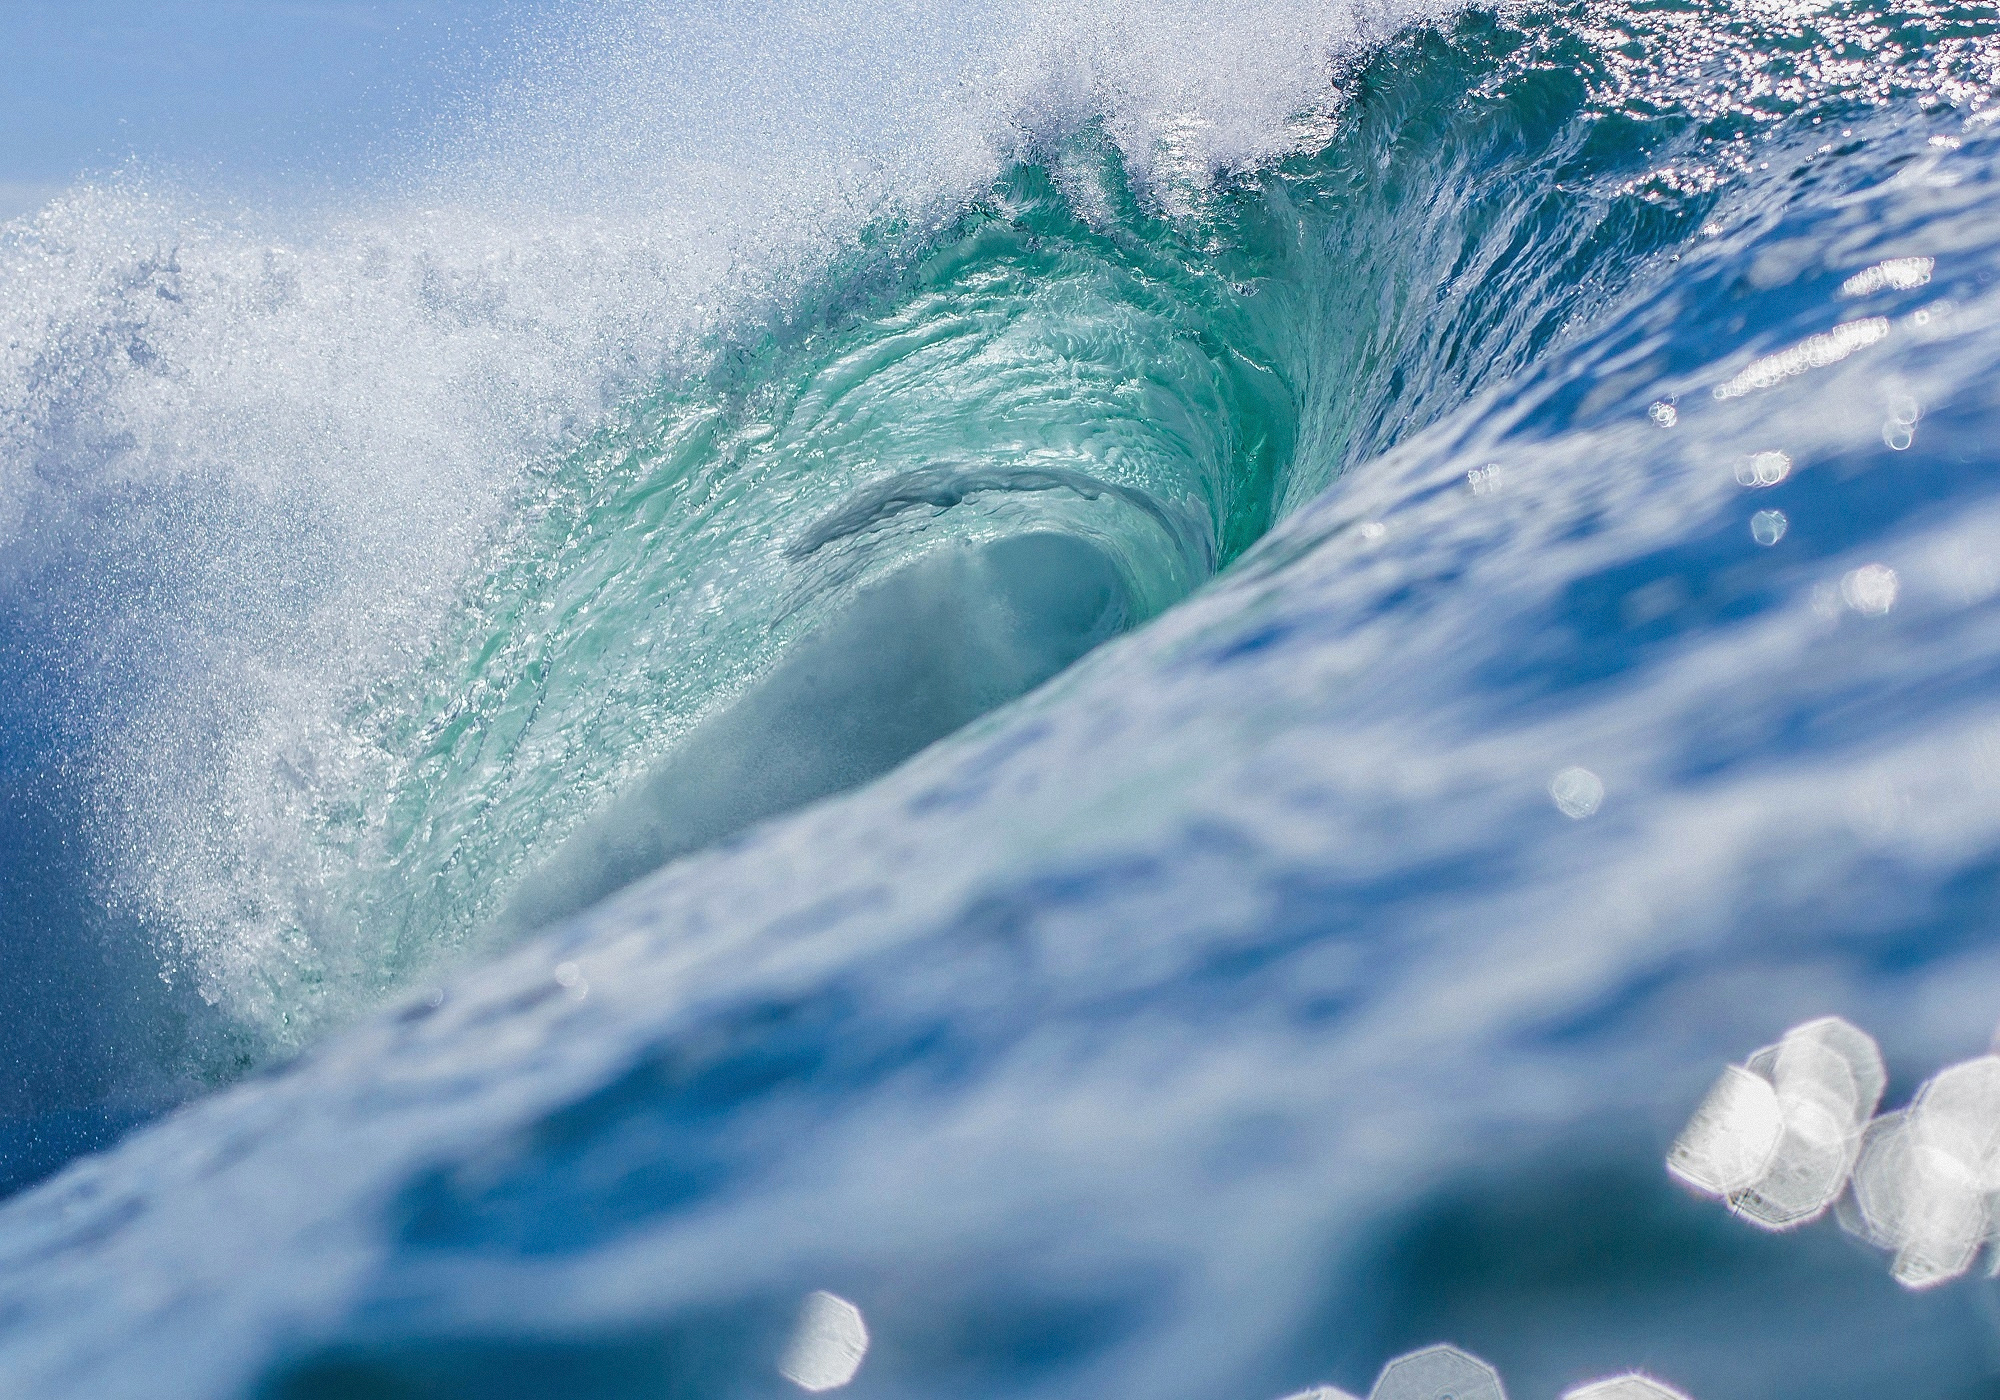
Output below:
[0,1,539,215]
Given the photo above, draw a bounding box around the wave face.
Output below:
[0,0,1449,1154]
[6,0,2000,1395]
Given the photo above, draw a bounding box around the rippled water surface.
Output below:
[4,0,2000,1396]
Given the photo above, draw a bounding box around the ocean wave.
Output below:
[4,0,2000,1394]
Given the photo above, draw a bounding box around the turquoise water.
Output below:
[5,0,2000,1394]
[149,3,1778,1045]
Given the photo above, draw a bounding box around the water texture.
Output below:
[4,0,2000,1395]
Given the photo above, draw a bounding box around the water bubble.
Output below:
[1649,401,1678,427]
[1549,767,1605,820]
[1750,510,1787,546]
[1370,1345,1506,1400]
[1279,1387,1362,1400]
[779,1291,870,1392]
[1734,451,1792,487]
[1563,1375,1693,1400]
[1840,564,1898,616]
[1360,522,1387,542]
[1467,465,1503,496]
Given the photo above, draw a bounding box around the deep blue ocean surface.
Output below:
[5,0,2000,1396]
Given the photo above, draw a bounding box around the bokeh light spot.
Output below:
[778,1291,869,1392]
[1549,767,1605,820]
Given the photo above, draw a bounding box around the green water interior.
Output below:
[250,0,1973,1037]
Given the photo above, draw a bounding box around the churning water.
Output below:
[4,0,2000,1396]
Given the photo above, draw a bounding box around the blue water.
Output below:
[5,0,2000,1395]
